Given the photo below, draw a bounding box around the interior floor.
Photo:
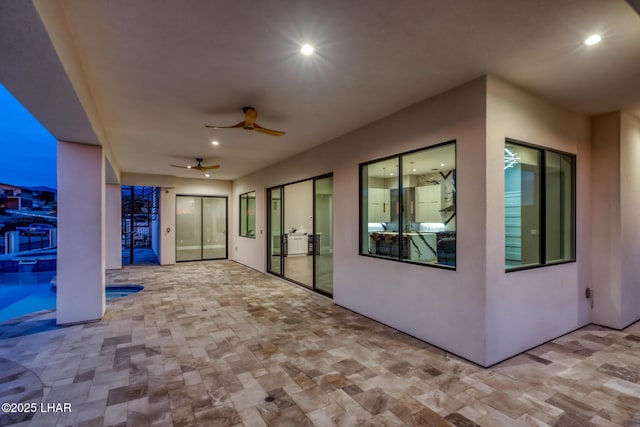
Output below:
[0,260,639,426]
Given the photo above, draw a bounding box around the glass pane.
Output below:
[268,187,282,275]
[240,191,256,238]
[403,143,456,267]
[284,180,314,287]
[240,194,248,236]
[505,142,541,269]
[314,176,333,295]
[545,151,575,263]
[247,193,256,237]
[202,197,227,259]
[176,196,202,261]
[360,157,399,259]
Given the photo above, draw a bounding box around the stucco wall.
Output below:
[620,111,640,328]
[57,141,105,324]
[485,76,591,365]
[233,78,489,365]
[105,184,122,270]
[590,112,622,327]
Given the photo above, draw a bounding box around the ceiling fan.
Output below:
[170,158,220,173]
[205,106,285,136]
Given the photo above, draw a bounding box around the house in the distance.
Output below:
[0,182,33,210]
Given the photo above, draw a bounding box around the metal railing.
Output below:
[2,230,57,254]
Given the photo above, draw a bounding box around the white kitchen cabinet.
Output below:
[368,188,390,222]
[287,235,308,256]
[415,185,441,222]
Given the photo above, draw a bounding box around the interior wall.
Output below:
[485,76,591,365]
[233,77,489,365]
[105,184,122,270]
[620,111,640,327]
[158,177,232,265]
[590,112,622,327]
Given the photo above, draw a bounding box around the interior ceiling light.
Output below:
[301,44,314,55]
[584,34,602,45]
[211,140,219,146]
[205,173,210,177]
[440,163,445,167]
[504,147,520,169]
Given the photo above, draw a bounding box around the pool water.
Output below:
[0,272,143,323]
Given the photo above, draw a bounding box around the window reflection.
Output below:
[360,142,456,268]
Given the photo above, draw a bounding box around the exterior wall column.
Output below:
[105,184,122,270]
[57,141,105,325]
[159,187,176,265]
[591,111,640,329]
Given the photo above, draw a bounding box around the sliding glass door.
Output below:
[203,197,227,259]
[267,174,333,296]
[176,195,227,261]
[314,176,333,295]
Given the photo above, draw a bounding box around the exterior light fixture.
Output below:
[584,34,601,46]
[301,44,314,55]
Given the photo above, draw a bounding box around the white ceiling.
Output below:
[3,0,640,182]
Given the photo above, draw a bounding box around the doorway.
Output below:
[267,174,333,295]
[176,195,227,261]
[121,186,160,265]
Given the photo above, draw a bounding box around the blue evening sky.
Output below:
[0,83,57,189]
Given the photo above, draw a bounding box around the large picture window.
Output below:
[504,140,575,270]
[360,141,456,268]
[239,191,256,238]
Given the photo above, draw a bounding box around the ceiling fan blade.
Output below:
[205,121,245,129]
[254,123,285,136]
[201,164,220,170]
[170,164,190,169]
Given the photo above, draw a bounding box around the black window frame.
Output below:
[239,190,256,238]
[358,140,457,270]
[504,138,576,272]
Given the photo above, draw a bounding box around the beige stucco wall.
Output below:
[233,77,489,365]
[590,111,640,330]
[591,112,622,327]
[620,112,640,328]
[485,76,591,365]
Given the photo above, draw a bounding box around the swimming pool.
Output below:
[0,272,143,323]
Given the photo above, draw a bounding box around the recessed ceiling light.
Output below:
[187,166,191,169]
[440,163,445,167]
[205,173,210,177]
[301,44,314,55]
[584,34,602,46]
[211,140,219,146]
[412,168,417,172]
[390,172,394,176]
